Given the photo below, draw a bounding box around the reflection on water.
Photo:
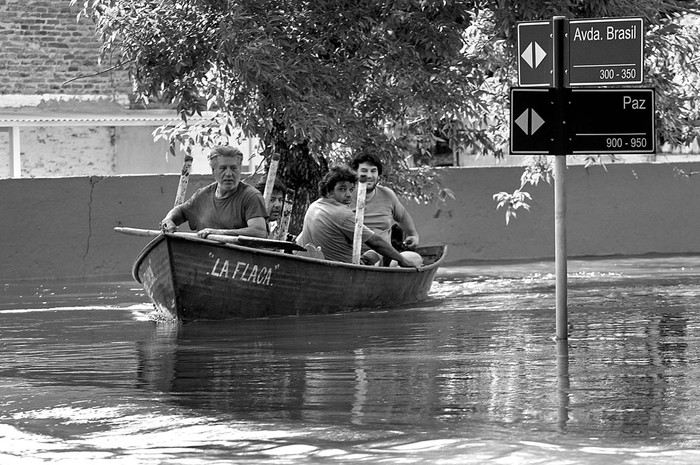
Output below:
[2,256,700,464]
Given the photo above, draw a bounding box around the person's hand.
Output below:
[197,228,217,238]
[403,235,419,250]
[160,218,177,233]
[398,256,420,270]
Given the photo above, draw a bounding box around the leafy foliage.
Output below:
[75,0,505,230]
[74,0,700,227]
[487,1,700,222]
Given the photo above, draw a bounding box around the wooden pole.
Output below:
[173,154,194,207]
[352,180,367,265]
[553,16,568,340]
[272,188,294,241]
[262,153,280,209]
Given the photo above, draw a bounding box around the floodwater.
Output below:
[2,255,700,464]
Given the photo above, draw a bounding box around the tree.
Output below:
[75,0,700,228]
[486,1,700,223]
[75,0,493,230]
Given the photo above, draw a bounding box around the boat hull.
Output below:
[133,234,446,320]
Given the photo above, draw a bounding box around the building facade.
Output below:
[0,0,261,178]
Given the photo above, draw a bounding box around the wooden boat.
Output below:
[125,228,447,320]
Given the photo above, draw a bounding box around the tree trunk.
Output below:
[267,131,328,236]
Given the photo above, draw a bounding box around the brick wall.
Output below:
[0,0,130,96]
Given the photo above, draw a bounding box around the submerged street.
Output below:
[2,255,700,464]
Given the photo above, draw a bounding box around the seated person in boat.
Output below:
[160,145,268,239]
[295,165,416,267]
[255,177,288,239]
[349,151,420,265]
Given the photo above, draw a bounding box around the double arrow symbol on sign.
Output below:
[515,108,545,135]
[521,41,548,69]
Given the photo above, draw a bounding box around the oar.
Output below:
[114,227,305,252]
[351,179,367,265]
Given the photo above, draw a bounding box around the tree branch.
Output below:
[60,60,132,87]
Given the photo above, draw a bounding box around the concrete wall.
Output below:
[19,125,116,176]
[0,125,176,179]
[415,164,700,262]
[0,123,265,179]
[2,162,700,281]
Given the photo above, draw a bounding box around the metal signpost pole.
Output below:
[552,17,568,341]
[552,17,571,429]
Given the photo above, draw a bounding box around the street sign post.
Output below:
[512,16,651,342]
[517,21,553,87]
[568,88,655,153]
[568,17,644,86]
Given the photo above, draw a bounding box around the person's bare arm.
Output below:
[160,206,186,232]
[197,216,268,239]
[397,212,420,250]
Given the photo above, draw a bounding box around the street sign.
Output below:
[568,17,644,86]
[517,21,553,87]
[510,88,555,154]
[568,88,655,153]
[510,88,655,155]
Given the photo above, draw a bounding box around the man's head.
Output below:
[350,152,383,192]
[256,178,288,222]
[208,146,244,195]
[319,165,357,205]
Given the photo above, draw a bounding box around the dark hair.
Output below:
[255,178,287,196]
[318,165,357,197]
[350,152,383,176]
